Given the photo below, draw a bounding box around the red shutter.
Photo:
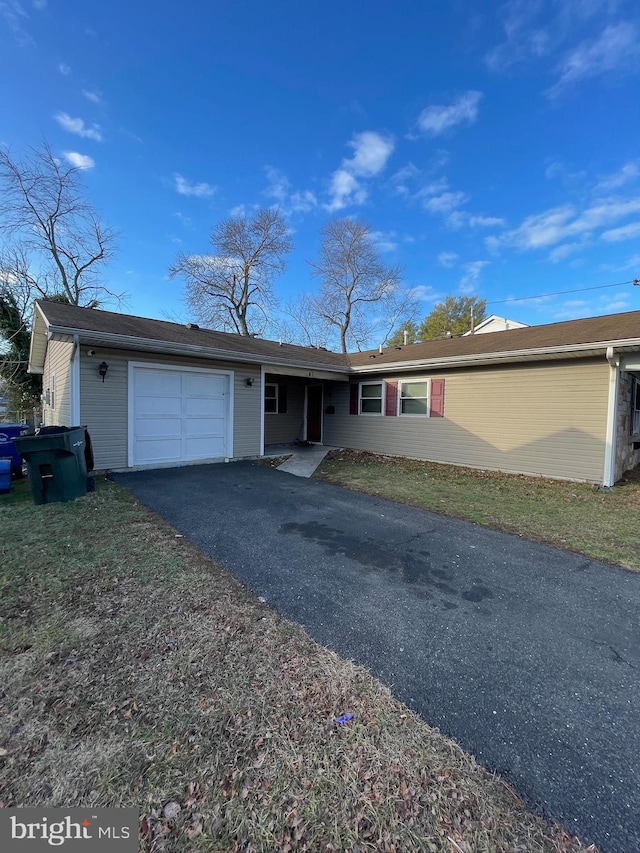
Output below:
[349,384,359,415]
[430,379,445,418]
[385,380,398,416]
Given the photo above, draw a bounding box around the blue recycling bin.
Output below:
[0,458,10,494]
[0,423,29,477]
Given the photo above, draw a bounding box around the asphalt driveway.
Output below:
[113,461,640,852]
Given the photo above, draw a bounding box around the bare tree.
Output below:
[307,218,411,353]
[0,141,119,409]
[0,141,119,307]
[169,208,293,335]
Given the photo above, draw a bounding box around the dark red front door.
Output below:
[306,385,323,442]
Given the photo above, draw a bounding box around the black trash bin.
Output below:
[14,426,93,505]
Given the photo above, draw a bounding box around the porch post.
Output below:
[603,347,619,487]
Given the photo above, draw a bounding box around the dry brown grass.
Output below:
[0,481,597,852]
[315,450,640,572]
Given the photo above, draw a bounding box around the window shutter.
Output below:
[430,378,445,417]
[349,384,359,415]
[278,384,288,414]
[385,380,398,416]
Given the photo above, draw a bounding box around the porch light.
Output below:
[99,361,109,382]
[245,377,254,387]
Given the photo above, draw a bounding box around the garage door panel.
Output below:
[184,417,226,437]
[184,373,225,396]
[185,436,226,459]
[185,397,225,417]
[136,396,182,417]
[135,438,183,464]
[136,418,182,439]
[131,367,230,466]
[136,370,182,395]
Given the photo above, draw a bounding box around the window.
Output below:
[50,372,56,411]
[360,382,383,414]
[399,380,429,416]
[633,378,640,436]
[264,383,278,414]
[264,382,287,414]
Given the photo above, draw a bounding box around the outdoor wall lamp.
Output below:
[99,361,109,382]
[245,377,253,387]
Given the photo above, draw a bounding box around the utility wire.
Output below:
[487,279,638,307]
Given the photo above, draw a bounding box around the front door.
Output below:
[306,385,323,443]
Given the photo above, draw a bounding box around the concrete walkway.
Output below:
[263,443,336,477]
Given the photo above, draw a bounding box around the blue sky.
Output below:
[2,0,640,341]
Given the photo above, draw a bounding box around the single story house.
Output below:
[28,299,640,486]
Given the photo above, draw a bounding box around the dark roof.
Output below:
[36,300,640,373]
[348,309,640,367]
[36,300,350,370]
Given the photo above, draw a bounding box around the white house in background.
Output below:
[464,315,529,335]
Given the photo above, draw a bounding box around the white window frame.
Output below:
[264,382,278,415]
[398,378,430,417]
[632,377,640,436]
[359,381,384,416]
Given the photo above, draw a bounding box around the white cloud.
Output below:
[459,260,489,293]
[549,242,585,263]
[417,91,482,136]
[423,191,468,215]
[390,162,420,196]
[601,221,640,242]
[62,151,94,170]
[548,22,640,97]
[173,173,216,198]
[1,1,34,45]
[467,215,505,227]
[229,204,248,218]
[438,251,459,268]
[326,131,394,211]
[58,62,71,75]
[33,0,47,7]
[54,112,102,141]
[369,230,398,252]
[82,89,102,104]
[263,167,317,214]
[490,197,640,251]
[596,161,639,191]
[409,284,438,302]
[485,0,550,71]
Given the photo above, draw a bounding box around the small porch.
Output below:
[262,370,345,450]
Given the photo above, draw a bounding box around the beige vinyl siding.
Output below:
[264,375,307,445]
[324,359,610,483]
[79,347,260,470]
[42,335,73,427]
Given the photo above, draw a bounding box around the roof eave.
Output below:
[27,303,49,374]
[350,339,640,373]
[47,324,351,376]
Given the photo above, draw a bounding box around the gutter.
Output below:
[350,339,640,374]
[603,346,620,488]
[70,334,80,424]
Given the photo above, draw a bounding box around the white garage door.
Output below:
[131,366,230,466]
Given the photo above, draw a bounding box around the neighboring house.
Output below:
[463,314,529,335]
[28,300,640,486]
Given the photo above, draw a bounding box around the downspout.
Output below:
[603,346,620,487]
[70,334,81,426]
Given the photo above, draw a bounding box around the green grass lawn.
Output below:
[315,450,640,572]
[0,479,596,852]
